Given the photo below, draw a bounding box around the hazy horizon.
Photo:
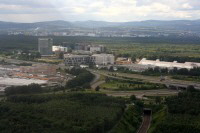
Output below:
[1,0,200,23]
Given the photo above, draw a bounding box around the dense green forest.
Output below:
[65,68,94,90]
[151,89,200,133]
[0,93,126,133]
[110,100,143,133]
[4,84,43,96]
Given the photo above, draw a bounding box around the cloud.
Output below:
[182,3,193,9]
[0,0,200,22]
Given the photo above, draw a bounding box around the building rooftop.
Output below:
[138,58,200,69]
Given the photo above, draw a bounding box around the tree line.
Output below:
[65,68,94,90]
[143,67,200,76]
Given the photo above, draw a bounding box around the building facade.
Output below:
[90,45,105,53]
[64,55,95,66]
[38,38,53,55]
[138,58,200,69]
[64,54,114,66]
[92,54,115,65]
[52,46,68,53]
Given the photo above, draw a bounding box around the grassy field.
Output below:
[100,80,166,91]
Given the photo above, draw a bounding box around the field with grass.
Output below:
[100,79,166,91]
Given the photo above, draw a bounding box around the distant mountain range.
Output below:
[1,20,200,32]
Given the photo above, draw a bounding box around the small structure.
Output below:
[116,57,132,65]
[52,46,68,53]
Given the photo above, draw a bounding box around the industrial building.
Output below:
[138,58,200,69]
[38,38,53,55]
[64,54,114,66]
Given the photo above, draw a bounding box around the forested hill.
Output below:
[1,20,200,31]
[152,88,200,133]
[0,93,126,133]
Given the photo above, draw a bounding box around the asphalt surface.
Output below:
[106,89,178,98]
[92,70,200,89]
[137,114,151,133]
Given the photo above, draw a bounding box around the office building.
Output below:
[64,54,114,66]
[38,38,53,55]
[92,54,115,65]
[64,54,95,66]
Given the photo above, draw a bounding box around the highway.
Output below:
[91,70,200,89]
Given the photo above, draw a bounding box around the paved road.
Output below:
[137,114,151,133]
[92,70,200,89]
[106,89,178,98]
[90,72,100,86]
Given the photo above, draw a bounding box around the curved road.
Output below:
[91,70,200,89]
[89,71,106,89]
[137,113,151,133]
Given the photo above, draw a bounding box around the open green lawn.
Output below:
[100,81,166,91]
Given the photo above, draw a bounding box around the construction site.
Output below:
[0,63,69,94]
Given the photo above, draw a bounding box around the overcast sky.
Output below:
[1,0,200,22]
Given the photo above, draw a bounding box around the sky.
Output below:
[0,0,200,22]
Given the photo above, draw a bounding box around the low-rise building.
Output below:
[116,57,132,65]
[92,54,115,65]
[90,45,105,53]
[52,46,68,53]
[64,54,95,66]
[64,54,114,66]
[138,58,200,69]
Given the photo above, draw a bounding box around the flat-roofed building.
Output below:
[52,46,68,53]
[138,58,200,69]
[64,54,95,66]
[90,45,105,53]
[64,54,115,66]
[38,38,53,55]
[92,54,115,65]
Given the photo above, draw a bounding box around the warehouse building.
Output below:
[138,58,200,69]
